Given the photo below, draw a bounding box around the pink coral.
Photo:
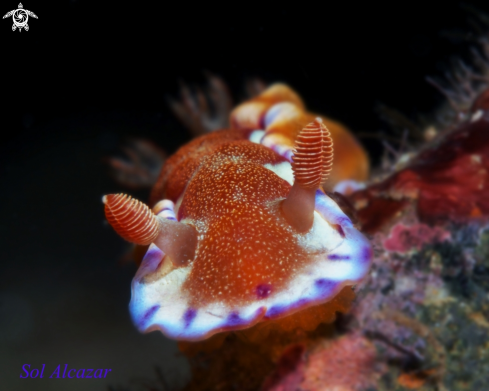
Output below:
[302,334,384,391]
[262,335,385,391]
[383,223,451,253]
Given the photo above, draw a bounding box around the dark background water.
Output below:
[2,1,489,390]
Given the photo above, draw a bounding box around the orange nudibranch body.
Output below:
[107,84,372,341]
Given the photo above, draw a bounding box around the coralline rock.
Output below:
[383,223,451,253]
[348,224,489,390]
[349,112,489,234]
[258,37,489,391]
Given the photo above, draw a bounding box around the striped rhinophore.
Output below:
[291,118,333,189]
[103,193,160,245]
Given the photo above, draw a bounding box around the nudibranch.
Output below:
[104,84,372,341]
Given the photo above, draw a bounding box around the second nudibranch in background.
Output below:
[104,84,372,341]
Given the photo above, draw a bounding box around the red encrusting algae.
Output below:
[350,110,489,233]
